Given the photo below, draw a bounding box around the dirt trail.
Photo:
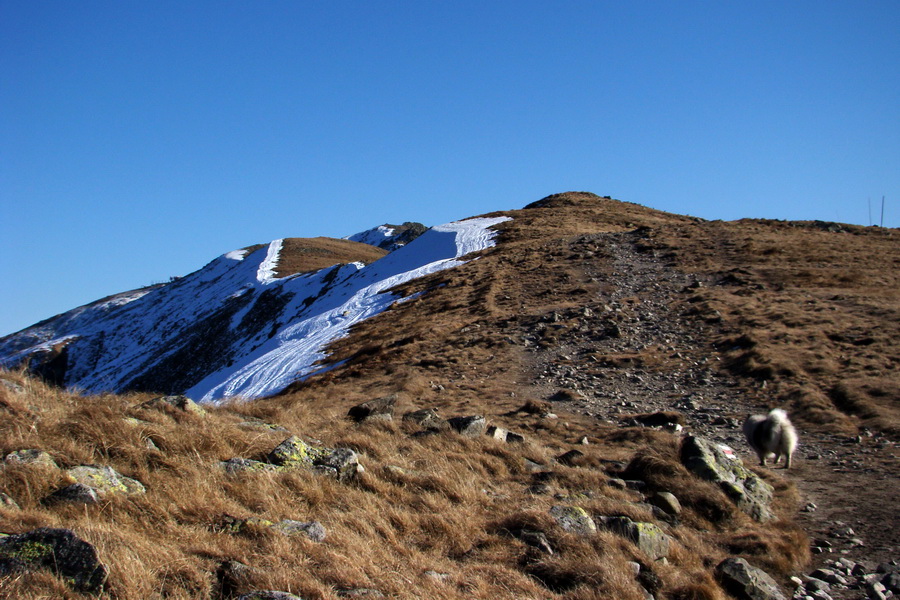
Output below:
[523,229,899,594]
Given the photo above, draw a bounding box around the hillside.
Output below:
[1,192,898,600]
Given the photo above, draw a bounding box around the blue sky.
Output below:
[2,1,898,336]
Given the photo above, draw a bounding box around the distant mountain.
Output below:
[0,218,507,402]
[344,222,428,251]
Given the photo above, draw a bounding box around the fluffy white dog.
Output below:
[743,408,798,469]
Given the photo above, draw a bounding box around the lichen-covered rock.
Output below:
[66,465,146,496]
[0,527,108,593]
[268,437,359,481]
[549,505,597,536]
[487,425,509,441]
[44,483,100,505]
[220,457,280,474]
[602,516,672,560]
[270,520,326,542]
[447,415,487,437]
[348,395,396,423]
[139,394,207,416]
[680,436,774,521]
[4,449,58,469]
[313,448,359,481]
[268,436,325,467]
[715,557,786,600]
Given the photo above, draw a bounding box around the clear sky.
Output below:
[2,1,898,337]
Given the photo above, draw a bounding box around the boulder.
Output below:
[4,449,58,469]
[44,483,100,505]
[648,491,682,516]
[487,425,509,441]
[556,449,584,466]
[402,408,449,431]
[602,516,672,560]
[267,437,359,481]
[447,415,487,437]
[715,557,786,600]
[66,465,146,496]
[348,395,396,423]
[680,436,775,521]
[139,394,207,416]
[549,505,596,536]
[0,527,108,593]
[220,457,280,474]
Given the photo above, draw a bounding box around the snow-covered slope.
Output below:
[0,216,510,403]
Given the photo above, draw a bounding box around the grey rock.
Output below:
[486,425,509,441]
[0,527,108,593]
[44,483,100,505]
[811,569,847,586]
[0,492,19,510]
[336,588,384,598]
[602,516,672,560]
[220,457,280,474]
[237,592,303,600]
[716,557,786,600]
[648,491,682,515]
[556,449,584,466]
[66,465,146,496]
[216,559,261,598]
[549,505,596,536]
[270,520,326,542]
[447,415,486,437]
[348,395,396,423]
[402,408,449,431]
[4,449,58,469]
[680,436,775,521]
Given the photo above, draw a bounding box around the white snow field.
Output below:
[0,216,510,403]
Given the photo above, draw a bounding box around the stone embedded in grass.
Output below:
[0,527,108,593]
[486,425,509,441]
[0,492,19,510]
[267,436,359,481]
[4,449,58,469]
[66,465,146,496]
[556,449,584,466]
[220,457,280,474]
[348,395,396,423]
[138,394,207,416]
[680,435,774,522]
[44,483,100,505]
[715,557,786,600]
[648,491,682,516]
[549,505,597,536]
[402,408,450,431]
[336,587,385,598]
[270,520,326,542]
[601,516,672,561]
[237,592,303,600]
[447,415,486,437]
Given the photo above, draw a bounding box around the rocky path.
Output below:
[523,230,899,600]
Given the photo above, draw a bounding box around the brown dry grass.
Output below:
[275,238,387,277]
[8,191,896,597]
[0,364,803,600]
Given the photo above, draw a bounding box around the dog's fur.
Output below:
[743,409,798,469]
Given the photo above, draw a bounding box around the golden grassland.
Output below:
[1,369,807,600]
